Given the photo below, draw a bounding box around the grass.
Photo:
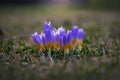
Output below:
[0,5,120,80]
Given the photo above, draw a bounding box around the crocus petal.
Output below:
[55,31,60,41]
[51,31,55,42]
[63,33,70,49]
[58,27,66,37]
[39,35,43,43]
[44,21,52,32]
[63,35,67,45]
[53,28,57,32]
[59,37,63,47]
[45,29,51,42]
[77,28,84,39]
[67,30,72,43]
[71,25,78,38]
[53,30,60,48]
[40,33,47,44]
[31,32,40,44]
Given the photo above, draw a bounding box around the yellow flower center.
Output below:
[53,41,59,49]
[78,40,83,46]
[71,38,77,46]
[37,43,43,49]
[46,42,52,48]
[63,43,70,49]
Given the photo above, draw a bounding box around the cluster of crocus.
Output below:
[31,21,84,50]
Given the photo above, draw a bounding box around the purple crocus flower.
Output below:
[32,32,43,48]
[71,25,78,38]
[58,27,66,37]
[63,34,67,45]
[57,27,66,47]
[66,30,72,43]
[52,30,60,48]
[77,28,84,46]
[31,32,41,44]
[44,21,52,42]
[44,21,52,32]
[31,21,85,49]
[51,31,55,42]
[54,30,60,41]
[45,29,52,42]
[70,26,79,46]
[62,31,72,49]
[53,28,57,33]
[40,32,47,44]
[77,29,84,40]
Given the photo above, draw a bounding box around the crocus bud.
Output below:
[71,25,78,38]
[77,28,84,46]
